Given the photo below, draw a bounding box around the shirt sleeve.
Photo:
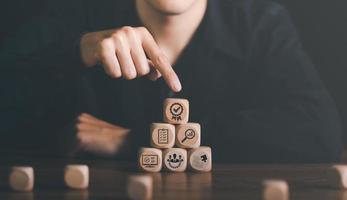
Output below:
[210,2,342,163]
[0,0,88,69]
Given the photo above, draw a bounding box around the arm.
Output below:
[0,1,180,155]
[211,3,342,163]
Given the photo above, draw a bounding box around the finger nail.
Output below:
[172,78,182,92]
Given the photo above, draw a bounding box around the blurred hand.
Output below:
[75,113,130,156]
[80,26,182,92]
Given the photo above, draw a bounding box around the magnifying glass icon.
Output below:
[181,129,195,143]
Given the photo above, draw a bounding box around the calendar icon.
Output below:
[158,129,169,144]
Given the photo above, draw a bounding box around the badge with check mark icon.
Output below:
[170,103,184,121]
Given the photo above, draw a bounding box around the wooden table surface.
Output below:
[0,157,346,200]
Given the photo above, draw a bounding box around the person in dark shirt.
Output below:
[0,0,343,163]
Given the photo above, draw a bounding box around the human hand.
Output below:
[80,26,181,92]
[75,113,130,156]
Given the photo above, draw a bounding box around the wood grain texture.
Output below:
[0,157,346,200]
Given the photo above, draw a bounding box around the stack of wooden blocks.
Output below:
[138,98,212,173]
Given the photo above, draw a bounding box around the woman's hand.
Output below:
[80,26,181,92]
[75,113,130,156]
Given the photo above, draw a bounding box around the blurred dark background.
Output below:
[0,0,346,151]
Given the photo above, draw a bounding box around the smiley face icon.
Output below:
[163,148,187,172]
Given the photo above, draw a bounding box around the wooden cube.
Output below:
[9,166,34,192]
[262,179,289,200]
[127,175,153,200]
[163,148,187,172]
[163,98,189,124]
[188,146,212,172]
[64,165,89,189]
[150,123,175,149]
[326,165,347,189]
[176,123,201,148]
[138,148,162,172]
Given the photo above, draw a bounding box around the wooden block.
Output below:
[262,179,289,200]
[188,146,212,172]
[138,148,162,172]
[127,175,153,200]
[163,98,189,124]
[176,123,201,148]
[150,123,175,149]
[163,148,187,172]
[9,166,34,192]
[326,165,347,189]
[64,165,89,189]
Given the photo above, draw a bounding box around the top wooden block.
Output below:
[163,98,189,124]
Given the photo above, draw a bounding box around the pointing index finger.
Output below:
[138,28,182,92]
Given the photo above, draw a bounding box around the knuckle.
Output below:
[123,71,137,80]
[111,32,125,43]
[101,38,113,47]
[136,69,148,76]
[153,53,169,66]
[121,26,134,35]
[136,26,148,34]
[98,39,113,52]
[136,26,150,39]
